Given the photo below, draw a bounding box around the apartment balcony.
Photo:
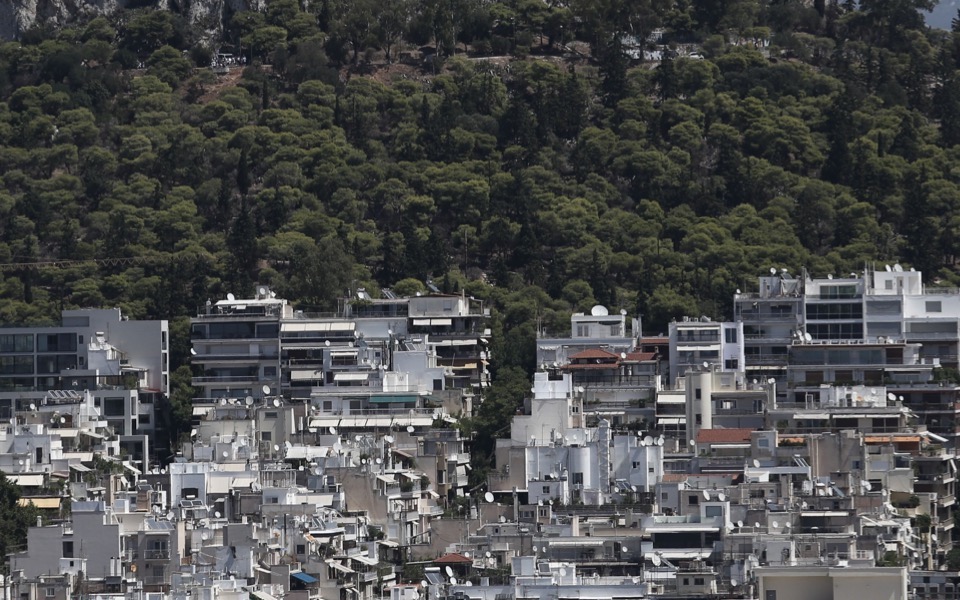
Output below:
[144,549,170,560]
[192,375,261,385]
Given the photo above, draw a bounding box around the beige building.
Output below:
[755,565,908,600]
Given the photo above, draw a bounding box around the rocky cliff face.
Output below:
[0,0,264,41]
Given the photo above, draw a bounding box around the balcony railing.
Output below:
[145,549,170,560]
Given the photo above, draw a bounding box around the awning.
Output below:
[123,462,141,475]
[54,428,79,438]
[251,591,279,600]
[291,572,319,584]
[379,540,400,548]
[80,430,105,439]
[658,550,708,559]
[9,474,44,486]
[18,497,60,509]
[657,397,686,404]
[327,560,355,574]
[330,349,358,356]
[282,322,355,332]
[646,526,719,533]
[548,539,605,547]
[800,511,849,517]
[369,395,417,404]
[291,370,322,381]
[69,463,92,472]
[351,554,378,566]
[657,417,686,425]
[433,339,478,346]
[193,406,214,416]
[794,413,829,420]
[334,373,370,382]
[413,318,452,326]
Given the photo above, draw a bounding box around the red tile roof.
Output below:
[562,363,619,370]
[695,428,754,444]
[624,351,657,362]
[567,348,620,360]
[434,552,473,564]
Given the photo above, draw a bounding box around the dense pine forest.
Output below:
[1,0,959,470]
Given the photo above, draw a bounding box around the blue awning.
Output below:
[292,572,319,584]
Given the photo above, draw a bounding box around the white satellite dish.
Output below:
[657,436,664,446]
[731,579,738,587]
[463,552,471,559]
[485,551,491,558]
[643,436,654,446]
[190,348,197,355]
[445,566,454,577]
[219,398,227,406]
[273,444,280,452]
[736,520,744,528]
[804,332,812,342]
[284,441,293,449]
[273,398,280,407]
[245,396,254,406]
[689,439,696,447]
[407,425,415,433]
[329,426,337,435]
[375,458,382,465]
[769,267,777,275]
[432,412,441,420]
[703,361,710,369]
[559,568,567,577]
[221,451,228,458]
[590,305,609,316]
[227,293,235,301]
[885,264,892,272]
[361,459,367,465]
[861,480,872,492]
[754,522,761,529]
[620,309,627,316]
[532,546,538,553]
[59,417,65,424]
[620,352,627,359]
[772,520,779,529]
[651,554,662,566]
[201,531,210,540]
[887,392,896,401]
[702,490,710,501]
[753,459,761,468]
[384,435,395,444]
[355,435,362,442]
[258,286,268,296]
[29,403,35,411]
[214,511,221,518]
[465,581,473,587]
[499,516,506,523]
[718,492,726,501]
[484,492,494,503]
[333,441,342,452]
[449,577,457,586]
[421,580,429,588]
[262,385,271,395]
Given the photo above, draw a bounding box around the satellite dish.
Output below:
[769,267,777,275]
[355,435,362,442]
[464,552,471,559]
[718,492,726,501]
[753,459,761,468]
[731,579,738,587]
[262,385,271,395]
[227,293,235,301]
[651,554,662,567]
[421,580,429,588]
[449,577,457,586]
[59,417,65,424]
[465,581,473,587]
[643,436,654,446]
[499,516,506,523]
[559,568,567,577]
[190,348,197,356]
[620,352,627,359]
[273,444,280,452]
[219,398,227,406]
[361,459,367,465]
[532,546,538,553]
[894,263,903,272]
[485,551,492,558]
[754,522,761,529]
[384,435,395,444]
[772,520,779,529]
[221,451,228,458]
[329,426,338,435]
[702,490,711,501]
[657,436,664,446]
[736,520,744,528]
[887,392,896,401]
[689,439,696,446]
[804,332,812,342]
[284,441,292,449]
[407,425,415,433]
[702,361,710,369]
[590,305,609,316]
[325,340,331,347]
[333,441,342,452]
[375,458,382,464]
[484,492,494,503]
[620,309,627,316]
[445,566,454,577]
[432,412,441,420]
[29,403,35,411]
[214,511,221,518]
[885,264,892,272]
[861,480,872,492]
[273,399,280,407]
[736,289,741,294]
[258,286,268,296]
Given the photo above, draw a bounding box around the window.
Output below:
[542,486,550,493]
[572,472,583,485]
[694,578,704,586]
[296,544,306,555]
[261,432,272,441]
[45,588,55,598]
[705,506,723,517]
[724,359,738,370]
[63,541,74,558]
[103,397,125,416]
[689,495,699,505]
[648,467,655,473]
[725,329,738,343]
[926,301,943,313]
[0,334,33,353]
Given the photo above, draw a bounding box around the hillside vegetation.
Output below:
[0,0,958,470]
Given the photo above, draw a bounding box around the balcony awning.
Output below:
[800,511,849,517]
[330,349,358,356]
[334,373,370,382]
[69,463,92,472]
[282,322,355,332]
[18,497,60,509]
[251,591,278,600]
[794,413,829,420]
[413,318,453,326]
[8,474,44,486]
[369,395,417,404]
[433,339,477,346]
[657,397,686,404]
[548,539,605,547]
[657,417,686,425]
[291,571,319,584]
[327,560,355,574]
[291,370,321,381]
